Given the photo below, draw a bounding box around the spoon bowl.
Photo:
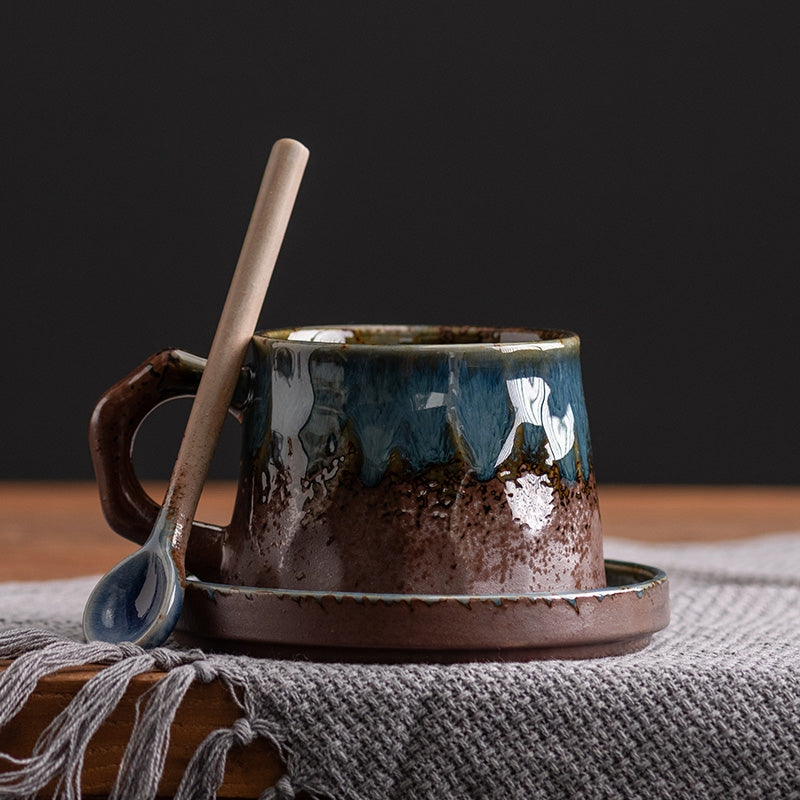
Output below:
[82,537,181,646]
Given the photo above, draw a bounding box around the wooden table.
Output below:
[1,482,798,798]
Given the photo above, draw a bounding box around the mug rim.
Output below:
[254,324,580,351]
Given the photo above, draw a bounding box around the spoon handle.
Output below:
[162,138,309,570]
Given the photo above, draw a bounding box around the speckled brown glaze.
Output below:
[222,455,602,594]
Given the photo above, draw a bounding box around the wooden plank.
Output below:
[599,484,800,541]
[0,662,284,798]
[0,482,236,581]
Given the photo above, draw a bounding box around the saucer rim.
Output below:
[184,559,666,605]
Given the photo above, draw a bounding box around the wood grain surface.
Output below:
[1,481,798,798]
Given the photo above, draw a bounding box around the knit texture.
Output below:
[1,532,800,799]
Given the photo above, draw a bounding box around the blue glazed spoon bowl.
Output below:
[82,508,183,644]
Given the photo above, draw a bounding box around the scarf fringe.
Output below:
[0,627,297,800]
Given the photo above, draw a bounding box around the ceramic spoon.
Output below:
[82,138,309,647]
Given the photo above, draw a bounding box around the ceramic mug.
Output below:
[90,325,604,595]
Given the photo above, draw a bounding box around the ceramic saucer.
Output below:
[174,560,669,662]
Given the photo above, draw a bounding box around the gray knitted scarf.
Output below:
[1,533,800,800]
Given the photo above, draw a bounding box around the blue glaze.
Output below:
[531,349,591,482]
[396,359,454,475]
[82,523,182,647]
[345,357,413,486]
[247,326,594,488]
[454,359,514,481]
[564,597,580,613]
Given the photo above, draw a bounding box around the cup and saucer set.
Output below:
[87,325,668,662]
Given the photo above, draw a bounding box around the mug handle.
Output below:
[88,348,252,583]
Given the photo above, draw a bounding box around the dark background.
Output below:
[1,3,798,484]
